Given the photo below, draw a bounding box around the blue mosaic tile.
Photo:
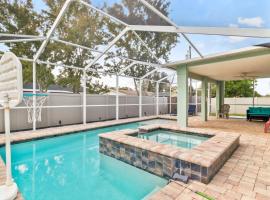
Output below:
[202,167,208,177]
[174,159,181,168]
[148,161,155,168]
[191,163,201,172]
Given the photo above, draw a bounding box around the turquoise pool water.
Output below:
[0,119,174,200]
[137,129,209,149]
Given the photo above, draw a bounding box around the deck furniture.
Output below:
[170,105,196,116]
[188,105,196,116]
[218,104,230,119]
[247,107,270,121]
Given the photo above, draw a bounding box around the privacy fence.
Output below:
[170,97,270,116]
[0,94,168,132]
[211,97,270,115]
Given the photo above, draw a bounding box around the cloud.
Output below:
[237,17,264,27]
[228,36,247,43]
[228,24,238,28]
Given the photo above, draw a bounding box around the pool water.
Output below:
[0,119,174,200]
[137,129,209,149]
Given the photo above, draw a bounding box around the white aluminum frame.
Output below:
[1,0,269,130]
[0,37,46,43]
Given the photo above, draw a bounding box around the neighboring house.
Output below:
[105,91,129,96]
[106,88,154,96]
[23,83,73,94]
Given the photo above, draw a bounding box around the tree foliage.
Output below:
[225,80,261,97]
[0,0,48,87]
[41,0,112,93]
[0,0,175,94]
[104,0,177,94]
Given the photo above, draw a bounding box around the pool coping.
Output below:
[99,124,240,183]
[0,116,161,147]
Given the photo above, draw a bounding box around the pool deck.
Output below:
[150,116,270,200]
[0,115,270,200]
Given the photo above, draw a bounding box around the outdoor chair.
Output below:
[188,105,196,116]
[218,104,230,119]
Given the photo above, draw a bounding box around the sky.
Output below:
[1,0,270,95]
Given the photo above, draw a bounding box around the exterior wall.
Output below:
[210,97,270,115]
[0,94,168,132]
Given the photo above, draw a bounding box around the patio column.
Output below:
[177,65,188,127]
[201,77,208,121]
[216,81,225,117]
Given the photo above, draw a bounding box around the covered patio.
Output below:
[165,45,270,128]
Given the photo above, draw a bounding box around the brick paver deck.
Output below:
[149,116,270,200]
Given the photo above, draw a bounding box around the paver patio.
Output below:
[149,116,270,200]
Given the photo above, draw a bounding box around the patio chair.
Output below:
[218,104,230,119]
[188,105,196,116]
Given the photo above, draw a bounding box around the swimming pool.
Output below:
[0,119,174,200]
[136,129,209,149]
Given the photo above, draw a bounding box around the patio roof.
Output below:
[165,45,270,81]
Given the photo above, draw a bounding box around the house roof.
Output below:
[165,45,270,81]
[23,83,73,93]
[106,89,154,96]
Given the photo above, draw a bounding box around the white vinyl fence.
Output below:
[0,94,168,132]
[210,97,270,115]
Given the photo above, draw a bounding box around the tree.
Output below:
[104,0,178,95]
[225,80,261,97]
[42,0,112,93]
[0,0,115,93]
[87,80,110,94]
[0,0,55,91]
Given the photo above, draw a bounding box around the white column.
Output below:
[156,82,159,115]
[177,65,188,127]
[201,78,208,121]
[116,75,119,120]
[83,70,87,124]
[32,62,36,130]
[139,79,142,117]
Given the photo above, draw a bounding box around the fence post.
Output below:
[156,82,159,115]
[139,79,142,117]
[116,75,119,120]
